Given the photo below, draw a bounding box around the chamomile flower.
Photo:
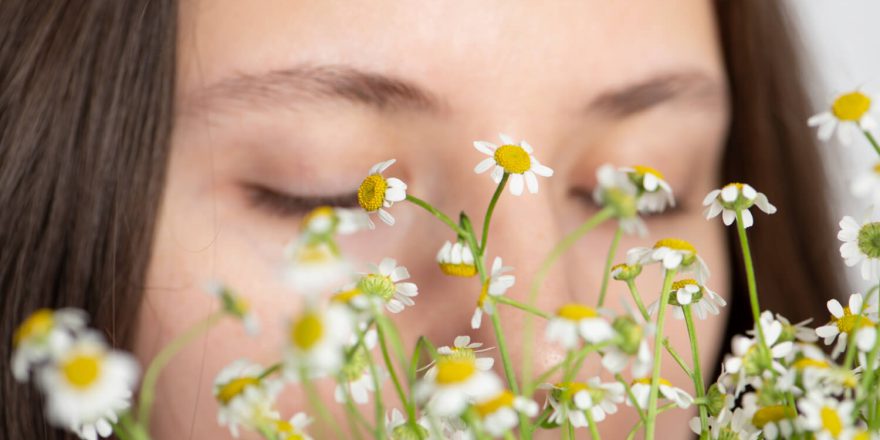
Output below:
[265,413,313,440]
[621,165,676,213]
[213,359,283,437]
[743,394,797,440]
[473,133,554,196]
[610,262,642,281]
[36,332,139,440]
[628,377,693,409]
[602,312,653,378]
[816,293,877,358]
[283,240,351,295]
[357,159,407,226]
[436,240,477,277]
[335,328,380,405]
[851,163,880,207]
[300,206,370,237]
[384,408,431,439]
[724,317,793,396]
[544,379,625,428]
[11,308,86,381]
[473,390,539,437]
[205,282,259,335]
[690,407,758,440]
[471,257,515,329]
[415,356,503,418]
[808,90,878,146]
[703,183,776,229]
[284,305,354,379]
[770,312,819,343]
[357,258,419,314]
[545,304,614,349]
[798,393,855,440]
[626,238,711,283]
[593,164,645,236]
[647,279,726,320]
[435,336,495,372]
[839,216,880,281]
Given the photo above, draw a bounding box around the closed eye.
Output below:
[243,183,359,217]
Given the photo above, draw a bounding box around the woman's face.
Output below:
[139,1,730,438]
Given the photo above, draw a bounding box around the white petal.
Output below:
[525,171,539,194]
[828,299,844,318]
[722,209,736,226]
[474,141,497,155]
[509,173,524,196]
[474,157,496,174]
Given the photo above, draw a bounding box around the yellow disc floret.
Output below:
[439,263,478,277]
[291,312,324,350]
[556,304,599,320]
[61,353,102,390]
[13,309,54,347]
[751,405,796,428]
[474,391,515,417]
[820,406,843,438]
[633,165,665,180]
[833,307,875,334]
[832,91,872,122]
[435,358,477,385]
[358,174,387,212]
[494,145,531,174]
[653,238,696,253]
[216,377,260,405]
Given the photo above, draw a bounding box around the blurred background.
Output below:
[788,0,880,292]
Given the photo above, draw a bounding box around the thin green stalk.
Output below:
[644,270,675,440]
[563,419,574,440]
[300,367,346,439]
[616,373,645,422]
[864,130,880,158]
[624,278,692,377]
[340,382,368,440]
[366,346,387,440]
[597,227,623,307]
[683,305,709,439]
[495,295,551,319]
[376,318,413,422]
[137,312,225,425]
[257,363,282,380]
[405,194,466,236]
[844,288,878,371]
[585,409,601,439]
[480,173,509,254]
[626,403,676,440]
[490,310,519,393]
[522,206,615,392]
[734,209,768,354]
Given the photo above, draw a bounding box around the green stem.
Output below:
[864,130,880,158]
[376,318,413,422]
[137,312,225,425]
[366,345,387,440]
[683,305,709,439]
[624,278,692,377]
[626,403,677,440]
[490,309,519,394]
[495,295,552,319]
[616,373,645,422]
[405,194,466,236]
[645,270,675,440]
[597,227,623,307]
[257,363,282,380]
[585,409,601,439]
[522,207,615,392]
[480,173,509,254]
[340,381,368,440]
[300,367,346,439]
[735,209,768,354]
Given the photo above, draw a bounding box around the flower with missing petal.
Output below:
[473,133,554,196]
[839,215,880,281]
[808,90,878,146]
[471,257,515,329]
[621,165,676,213]
[626,238,710,283]
[703,183,776,229]
[357,159,407,227]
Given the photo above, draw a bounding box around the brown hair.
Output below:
[0,0,841,437]
[0,1,176,438]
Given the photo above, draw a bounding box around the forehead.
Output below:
[178,0,724,109]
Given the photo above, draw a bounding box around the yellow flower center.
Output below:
[751,405,796,428]
[474,391,515,417]
[834,307,875,334]
[832,91,872,122]
[61,353,102,389]
[435,358,477,385]
[671,279,699,291]
[216,377,260,405]
[820,406,843,437]
[792,358,830,370]
[633,377,672,387]
[300,206,335,231]
[494,145,531,174]
[653,238,696,253]
[331,288,362,304]
[272,419,306,440]
[873,163,880,175]
[13,309,54,347]
[291,312,323,350]
[556,304,599,321]
[439,262,477,277]
[357,174,387,212]
[294,242,336,264]
[633,165,665,180]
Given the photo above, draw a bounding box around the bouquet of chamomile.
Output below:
[12,88,880,440]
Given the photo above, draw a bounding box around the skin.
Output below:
[137,0,731,438]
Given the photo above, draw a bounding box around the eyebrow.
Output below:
[587,71,724,117]
[184,65,447,115]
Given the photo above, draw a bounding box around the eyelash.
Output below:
[244,183,359,217]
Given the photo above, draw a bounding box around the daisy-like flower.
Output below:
[36,332,139,440]
[610,262,642,281]
[626,238,711,283]
[724,317,793,396]
[471,257,515,329]
[770,312,819,343]
[473,133,554,196]
[647,278,726,321]
[621,165,675,213]
[11,308,86,382]
[808,90,878,146]
[205,282,259,335]
[283,240,352,295]
[300,206,370,237]
[335,328,380,405]
[703,183,776,229]
[265,413,314,440]
[357,159,407,226]
[356,258,419,314]
[850,163,880,208]
[284,305,354,379]
[691,406,759,440]
[213,359,284,438]
[473,390,539,437]
[544,379,625,427]
[593,164,645,236]
[436,240,477,277]
[434,336,495,372]
[545,304,615,349]
[415,356,503,418]
[628,377,693,409]
[602,312,653,378]
[798,393,855,440]
[815,293,877,358]
[839,216,880,281]
[741,393,797,440]
[384,409,432,440]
